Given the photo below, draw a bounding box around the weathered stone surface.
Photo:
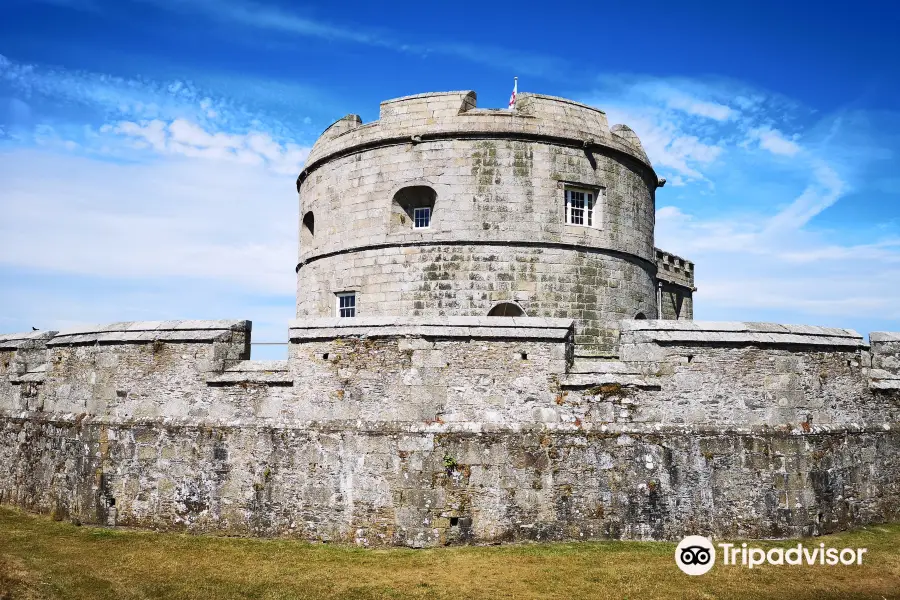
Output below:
[295,91,692,354]
[0,92,896,547]
[1,319,898,546]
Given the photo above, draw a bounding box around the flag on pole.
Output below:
[508,77,518,110]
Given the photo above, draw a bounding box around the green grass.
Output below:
[1,506,898,599]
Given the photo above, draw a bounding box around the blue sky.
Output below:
[1,0,899,358]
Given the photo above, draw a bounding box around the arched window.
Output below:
[634,312,647,320]
[301,211,315,249]
[487,302,525,317]
[390,185,436,232]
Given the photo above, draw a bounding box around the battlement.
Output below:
[655,247,695,290]
[302,90,653,180]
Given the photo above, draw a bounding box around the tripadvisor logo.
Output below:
[675,536,716,575]
[675,536,868,575]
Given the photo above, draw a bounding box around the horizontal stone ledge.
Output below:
[871,331,900,343]
[620,319,862,339]
[0,330,58,350]
[288,317,574,341]
[206,359,293,385]
[568,360,654,375]
[40,320,251,347]
[222,360,290,373]
[620,320,866,349]
[2,413,896,437]
[871,380,900,391]
[9,371,46,384]
[559,373,659,389]
[206,373,294,386]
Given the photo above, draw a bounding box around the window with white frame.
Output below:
[565,188,596,227]
[413,206,431,229]
[336,292,356,318]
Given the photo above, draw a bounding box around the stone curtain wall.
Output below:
[1,319,898,545]
[296,91,665,354]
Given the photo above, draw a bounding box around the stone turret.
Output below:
[296,90,689,354]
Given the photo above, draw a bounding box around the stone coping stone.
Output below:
[223,360,290,373]
[620,319,861,338]
[207,372,293,386]
[559,373,657,389]
[620,320,864,347]
[871,332,900,343]
[9,371,46,384]
[568,360,651,375]
[871,380,900,391]
[0,330,58,350]
[288,317,574,341]
[44,320,250,347]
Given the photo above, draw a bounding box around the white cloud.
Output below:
[655,164,900,325]
[764,161,846,231]
[103,118,309,174]
[0,148,299,294]
[665,93,735,121]
[748,126,802,156]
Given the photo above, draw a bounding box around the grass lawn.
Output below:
[1,507,898,599]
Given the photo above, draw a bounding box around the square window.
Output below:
[336,292,356,318]
[413,207,431,229]
[565,188,597,228]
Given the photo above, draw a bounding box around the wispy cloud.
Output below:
[0,53,307,345]
[578,74,900,331]
[747,126,802,156]
[103,118,309,174]
[0,52,323,144]
[0,147,298,292]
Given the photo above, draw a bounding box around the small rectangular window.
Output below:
[565,188,596,228]
[413,207,431,229]
[336,292,356,318]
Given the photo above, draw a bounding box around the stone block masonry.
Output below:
[1,89,896,546]
[295,91,683,355]
[1,318,898,546]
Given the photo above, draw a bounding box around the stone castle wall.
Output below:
[1,318,898,546]
[296,91,667,353]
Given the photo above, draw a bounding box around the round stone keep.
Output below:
[296,91,662,353]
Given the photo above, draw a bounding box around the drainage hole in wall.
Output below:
[322,353,329,360]
[450,517,459,527]
[520,352,528,360]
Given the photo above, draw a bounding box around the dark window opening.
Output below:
[301,211,315,250]
[391,185,436,232]
[488,303,525,317]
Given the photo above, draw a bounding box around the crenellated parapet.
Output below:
[301,91,655,181]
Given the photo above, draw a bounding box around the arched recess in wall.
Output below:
[487,302,526,317]
[634,312,647,320]
[301,211,315,250]
[390,185,436,233]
